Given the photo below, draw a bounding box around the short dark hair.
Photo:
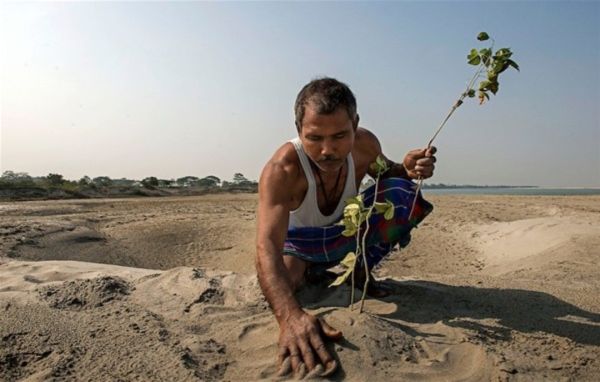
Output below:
[294,77,357,131]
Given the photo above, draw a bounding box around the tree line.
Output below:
[0,171,258,199]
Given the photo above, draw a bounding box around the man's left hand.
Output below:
[403,146,437,179]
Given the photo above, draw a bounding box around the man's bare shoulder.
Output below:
[259,142,306,206]
[260,142,301,183]
[353,127,383,162]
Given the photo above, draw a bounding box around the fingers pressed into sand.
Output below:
[309,333,332,371]
[295,362,307,380]
[297,338,317,371]
[277,346,288,366]
[289,344,301,374]
[277,356,292,377]
[305,363,325,379]
[317,318,342,376]
[321,360,338,377]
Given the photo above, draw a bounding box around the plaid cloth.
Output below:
[283,177,433,268]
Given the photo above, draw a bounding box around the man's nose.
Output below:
[320,139,336,157]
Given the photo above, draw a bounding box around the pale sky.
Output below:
[1,1,599,187]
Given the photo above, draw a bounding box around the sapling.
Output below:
[331,156,394,313]
[331,32,519,313]
[408,32,519,219]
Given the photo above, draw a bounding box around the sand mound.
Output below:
[40,276,131,310]
[468,214,599,276]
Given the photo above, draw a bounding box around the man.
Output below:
[256,78,436,378]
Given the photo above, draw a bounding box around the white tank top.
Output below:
[288,137,357,228]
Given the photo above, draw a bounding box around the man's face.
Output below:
[298,105,357,173]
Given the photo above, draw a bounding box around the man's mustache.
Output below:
[318,155,341,163]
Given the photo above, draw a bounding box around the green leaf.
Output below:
[340,252,357,268]
[489,83,499,95]
[468,56,481,66]
[479,80,491,91]
[467,89,476,98]
[373,202,388,214]
[345,195,363,208]
[329,267,353,287]
[494,48,512,59]
[342,227,356,237]
[477,32,489,41]
[479,48,492,66]
[370,155,387,175]
[507,59,520,71]
[344,203,361,217]
[384,204,394,220]
[467,49,481,65]
[329,252,357,287]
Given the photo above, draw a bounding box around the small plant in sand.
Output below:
[330,156,393,313]
[331,32,519,313]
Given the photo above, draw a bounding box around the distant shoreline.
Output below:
[423,187,600,196]
[0,186,257,203]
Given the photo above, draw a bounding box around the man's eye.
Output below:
[334,134,346,139]
[308,136,321,141]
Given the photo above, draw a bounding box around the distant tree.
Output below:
[112,178,136,187]
[197,176,220,188]
[46,173,65,186]
[78,176,92,186]
[176,176,199,187]
[233,173,248,184]
[142,176,159,188]
[1,171,17,181]
[0,171,34,188]
[204,175,220,185]
[158,179,174,187]
[92,176,113,187]
[1,171,32,183]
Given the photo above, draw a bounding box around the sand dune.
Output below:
[1,194,599,381]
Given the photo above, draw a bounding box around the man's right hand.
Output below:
[277,311,343,379]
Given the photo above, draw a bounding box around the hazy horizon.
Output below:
[2,2,599,188]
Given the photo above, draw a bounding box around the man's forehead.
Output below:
[301,123,352,136]
[302,107,353,130]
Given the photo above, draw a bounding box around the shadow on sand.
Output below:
[300,279,600,347]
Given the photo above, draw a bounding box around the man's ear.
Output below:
[353,114,360,130]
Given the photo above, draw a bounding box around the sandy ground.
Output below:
[1,194,599,381]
